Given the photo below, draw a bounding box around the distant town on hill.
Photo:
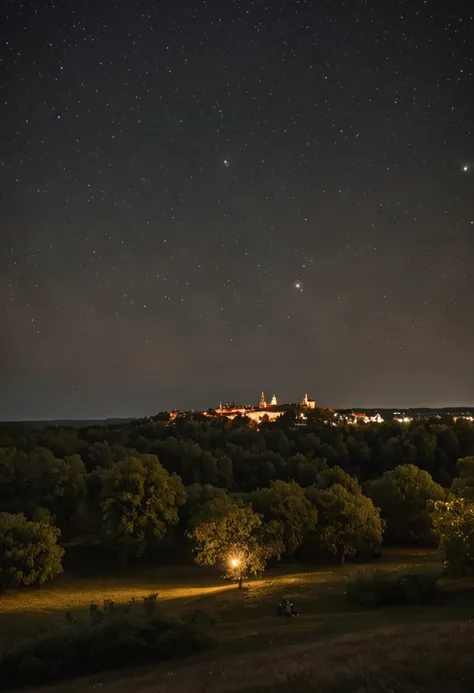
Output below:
[2,395,474,429]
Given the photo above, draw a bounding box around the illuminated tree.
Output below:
[451,457,474,502]
[431,498,474,575]
[187,494,283,588]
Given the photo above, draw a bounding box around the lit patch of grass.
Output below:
[0,566,228,647]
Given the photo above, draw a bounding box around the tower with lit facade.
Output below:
[301,393,316,409]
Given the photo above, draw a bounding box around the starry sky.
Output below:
[1,0,473,421]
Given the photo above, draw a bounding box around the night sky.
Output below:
[1,1,473,421]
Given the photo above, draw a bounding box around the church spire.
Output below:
[259,391,266,409]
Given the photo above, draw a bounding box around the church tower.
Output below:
[270,394,278,406]
[259,392,267,409]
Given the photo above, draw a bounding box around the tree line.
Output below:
[1,409,474,591]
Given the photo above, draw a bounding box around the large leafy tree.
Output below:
[0,512,64,592]
[180,484,228,529]
[286,454,323,487]
[368,464,446,544]
[188,494,283,588]
[451,457,474,502]
[408,426,437,472]
[99,454,185,564]
[250,480,318,555]
[0,447,87,539]
[306,484,383,563]
[314,463,362,495]
[431,498,474,575]
[39,453,87,537]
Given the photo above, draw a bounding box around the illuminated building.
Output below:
[211,392,304,423]
[301,393,316,409]
[339,411,384,424]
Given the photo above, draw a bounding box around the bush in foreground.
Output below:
[0,602,213,689]
[345,566,441,608]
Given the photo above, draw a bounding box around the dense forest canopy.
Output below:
[1,408,474,586]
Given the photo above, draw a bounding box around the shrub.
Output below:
[182,609,216,628]
[345,566,441,608]
[142,591,159,617]
[0,607,213,689]
[64,612,76,625]
[88,603,103,626]
[103,598,115,613]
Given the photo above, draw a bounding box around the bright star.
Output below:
[463,165,469,172]
[223,159,230,167]
[294,281,303,291]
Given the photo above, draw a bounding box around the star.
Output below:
[1,0,473,419]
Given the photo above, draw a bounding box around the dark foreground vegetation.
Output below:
[6,555,473,693]
[0,564,445,689]
[345,565,442,607]
[246,621,474,693]
[0,596,212,689]
[39,625,474,693]
[2,410,474,689]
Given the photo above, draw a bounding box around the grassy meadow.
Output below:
[2,548,474,692]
